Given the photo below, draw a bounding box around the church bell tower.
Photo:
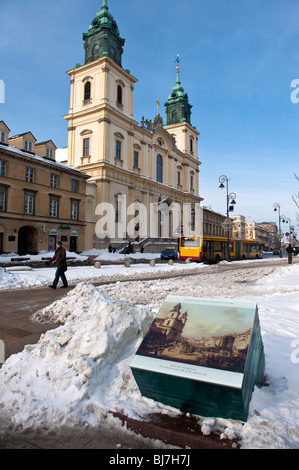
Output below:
[83,0,125,66]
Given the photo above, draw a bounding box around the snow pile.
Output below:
[0,283,167,433]
[1,261,299,448]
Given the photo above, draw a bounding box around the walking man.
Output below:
[47,241,68,288]
[286,243,294,264]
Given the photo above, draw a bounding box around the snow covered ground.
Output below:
[0,252,299,449]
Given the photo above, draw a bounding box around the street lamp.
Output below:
[219,175,237,261]
[273,203,282,257]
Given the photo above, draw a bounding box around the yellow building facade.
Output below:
[64,1,203,248]
[0,121,89,255]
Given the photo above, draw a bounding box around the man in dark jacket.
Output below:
[47,241,68,288]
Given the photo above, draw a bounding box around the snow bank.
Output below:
[0,283,168,433]
[1,261,299,448]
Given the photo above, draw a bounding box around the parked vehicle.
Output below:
[161,248,178,260]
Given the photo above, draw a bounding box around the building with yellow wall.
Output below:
[64,0,203,249]
[0,120,90,255]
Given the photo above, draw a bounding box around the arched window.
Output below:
[117,85,122,104]
[84,81,91,101]
[156,154,163,183]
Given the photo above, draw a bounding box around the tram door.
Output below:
[235,240,241,260]
[206,241,214,262]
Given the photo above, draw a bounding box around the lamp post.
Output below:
[219,175,236,261]
[273,203,282,257]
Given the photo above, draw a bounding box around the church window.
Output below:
[190,138,193,153]
[156,154,163,183]
[116,140,121,159]
[83,138,90,157]
[84,81,91,101]
[117,85,122,104]
[133,151,138,168]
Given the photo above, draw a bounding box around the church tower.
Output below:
[64,2,203,249]
[64,0,137,170]
[165,58,192,126]
[164,57,200,162]
[83,0,125,66]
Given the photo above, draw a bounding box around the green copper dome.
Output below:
[83,0,125,66]
[165,65,192,125]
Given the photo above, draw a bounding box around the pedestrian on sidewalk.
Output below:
[286,243,294,264]
[47,241,68,289]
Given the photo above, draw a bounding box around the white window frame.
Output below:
[24,140,33,152]
[26,167,35,183]
[24,194,34,215]
[46,148,54,159]
[49,198,58,218]
[71,200,79,220]
[50,174,59,188]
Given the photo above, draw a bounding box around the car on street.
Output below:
[161,248,178,260]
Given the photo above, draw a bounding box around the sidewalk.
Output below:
[0,286,67,361]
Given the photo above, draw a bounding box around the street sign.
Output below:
[285,232,290,237]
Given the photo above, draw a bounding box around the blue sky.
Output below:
[0,0,298,231]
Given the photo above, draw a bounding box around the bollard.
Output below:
[168,259,174,266]
[149,260,155,267]
[94,261,101,269]
[124,259,131,268]
[185,258,191,264]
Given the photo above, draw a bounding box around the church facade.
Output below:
[64,0,203,248]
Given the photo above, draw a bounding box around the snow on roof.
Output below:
[0,143,87,177]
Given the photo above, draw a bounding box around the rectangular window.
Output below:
[133,151,138,168]
[0,160,6,176]
[177,171,181,186]
[72,179,78,193]
[46,148,54,159]
[24,194,34,215]
[49,198,58,218]
[26,167,35,183]
[83,138,90,157]
[71,200,79,220]
[190,175,194,190]
[116,141,121,160]
[24,140,33,152]
[0,132,5,144]
[156,155,163,183]
[50,174,59,188]
[0,190,6,212]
